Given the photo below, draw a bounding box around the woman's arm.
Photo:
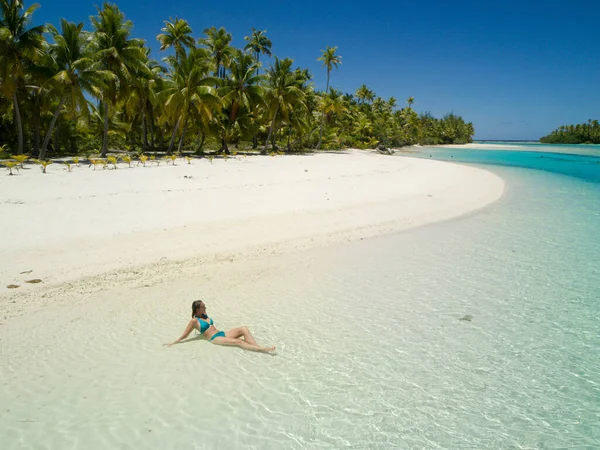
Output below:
[164,319,196,347]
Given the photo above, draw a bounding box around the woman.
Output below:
[165,300,276,353]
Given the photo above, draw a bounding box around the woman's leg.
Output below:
[211,336,275,353]
[225,326,258,345]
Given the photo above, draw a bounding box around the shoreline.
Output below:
[413,142,600,156]
[0,149,504,321]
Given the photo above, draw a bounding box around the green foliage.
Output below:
[244,28,272,69]
[32,159,52,173]
[0,1,475,158]
[106,155,118,169]
[4,160,19,175]
[12,154,28,167]
[0,0,45,153]
[89,158,102,170]
[540,120,600,144]
[121,155,133,167]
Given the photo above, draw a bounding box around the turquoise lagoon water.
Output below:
[219,143,600,448]
[176,143,600,448]
[419,143,600,181]
[2,144,599,449]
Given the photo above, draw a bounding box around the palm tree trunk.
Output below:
[101,100,109,157]
[316,70,330,150]
[159,124,165,152]
[221,137,229,154]
[177,116,189,153]
[141,108,147,153]
[55,116,61,154]
[32,110,40,157]
[287,125,292,152]
[13,92,24,154]
[215,58,221,79]
[272,121,281,149]
[196,131,206,153]
[316,113,325,149]
[39,95,66,159]
[149,118,155,151]
[167,117,182,154]
[148,108,155,150]
[130,131,136,151]
[231,101,239,123]
[262,104,279,154]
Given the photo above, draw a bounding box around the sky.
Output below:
[34,0,600,140]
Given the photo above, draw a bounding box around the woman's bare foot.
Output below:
[261,346,276,353]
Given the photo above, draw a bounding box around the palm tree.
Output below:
[219,49,263,151]
[316,45,341,149]
[38,19,109,159]
[161,47,220,153]
[0,0,45,154]
[200,26,233,79]
[387,96,397,110]
[243,28,271,74]
[318,46,341,93]
[353,114,373,143]
[124,52,161,153]
[220,49,263,123]
[157,17,194,60]
[90,2,149,157]
[262,57,306,153]
[321,88,347,126]
[372,97,386,113]
[22,38,59,156]
[355,84,371,106]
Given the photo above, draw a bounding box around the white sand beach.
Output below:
[0,150,506,448]
[1,150,503,319]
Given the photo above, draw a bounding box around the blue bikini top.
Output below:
[196,315,214,334]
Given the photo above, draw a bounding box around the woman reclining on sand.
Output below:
[165,300,276,353]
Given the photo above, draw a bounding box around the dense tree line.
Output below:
[0,0,475,159]
[540,120,600,144]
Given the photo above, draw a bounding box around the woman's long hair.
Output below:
[191,300,203,318]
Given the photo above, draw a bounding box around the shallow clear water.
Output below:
[417,144,600,182]
[1,144,599,449]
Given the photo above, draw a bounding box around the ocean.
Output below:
[1,143,598,449]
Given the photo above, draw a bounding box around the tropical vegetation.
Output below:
[540,120,600,144]
[0,0,475,162]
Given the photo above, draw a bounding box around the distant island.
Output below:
[540,120,600,144]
